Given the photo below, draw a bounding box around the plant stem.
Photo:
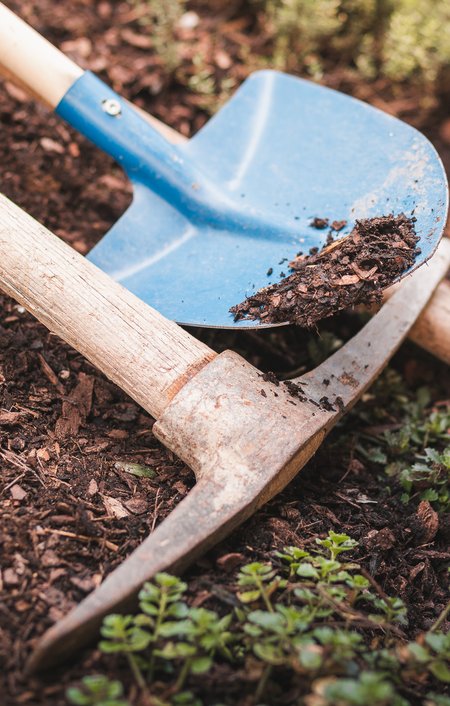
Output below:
[254,664,272,703]
[149,589,168,680]
[429,599,450,633]
[257,577,274,613]
[173,658,192,694]
[128,653,147,692]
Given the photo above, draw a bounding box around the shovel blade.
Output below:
[86,71,448,328]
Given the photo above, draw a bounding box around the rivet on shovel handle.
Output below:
[0,1,447,328]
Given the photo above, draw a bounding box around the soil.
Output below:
[0,1,449,705]
[231,214,419,326]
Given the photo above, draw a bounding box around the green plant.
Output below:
[255,0,450,87]
[316,530,359,561]
[347,367,450,513]
[135,0,185,74]
[237,561,284,611]
[400,447,450,510]
[404,631,450,684]
[67,534,447,704]
[307,670,408,706]
[66,676,129,706]
[154,607,234,691]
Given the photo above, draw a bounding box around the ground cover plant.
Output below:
[0,0,449,705]
[65,533,450,705]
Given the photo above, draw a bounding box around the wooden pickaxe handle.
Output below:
[0,194,216,420]
[0,194,447,673]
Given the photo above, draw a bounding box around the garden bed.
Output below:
[0,1,449,704]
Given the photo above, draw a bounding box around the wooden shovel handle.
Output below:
[1,3,449,366]
[0,194,215,419]
[0,2,187,143]
[0,2,83,107]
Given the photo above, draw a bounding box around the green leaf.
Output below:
[430,661,450,683]
[425,632,447,653]
[237,589,261,603]
[247,610,284,632]
[190,655,213,674]
[406,643,429,662]
[66,676,127,706]
[296,563,319,579]
[253,642,284,665]
[114,461,156,478]
[155,641,196,660]
[172,692,203,706]
[159,619,192,638]
[66,690,91,706]
[298,644,323,670]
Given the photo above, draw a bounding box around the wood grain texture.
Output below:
[27,238,450,672]
[406,279,450,364]
[0,2,82,107]
[1,3,449,363]
[0,194,215,419]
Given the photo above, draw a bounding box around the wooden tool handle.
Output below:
[382,271,450,365]
[0,194,215,419]
[408,279,450,365]
[0,2,82,107]
[0,2,449,362]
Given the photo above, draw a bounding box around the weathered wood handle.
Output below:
[405,279,450,364]
[0,2,82,107]
[0,194,215,419]
[1,2,449,364]
[26,236,450,672]
[0,2,184,142]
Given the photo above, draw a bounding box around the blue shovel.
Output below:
[0,3,448,329]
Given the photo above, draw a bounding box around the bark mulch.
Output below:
[0,1,449,704]
[231,214,420,326]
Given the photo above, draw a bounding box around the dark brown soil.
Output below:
[231,214,419,326]
[0,1,449,705]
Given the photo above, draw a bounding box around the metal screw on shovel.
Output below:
[102,98,121,117]
[0,2,448,329]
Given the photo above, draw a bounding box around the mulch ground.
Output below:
[1,1,450,704]
[231,214,420,325]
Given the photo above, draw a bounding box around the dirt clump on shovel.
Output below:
[231,213,420,327]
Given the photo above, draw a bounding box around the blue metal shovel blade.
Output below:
[56,70,448,328]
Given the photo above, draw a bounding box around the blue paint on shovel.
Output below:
[57,70,448,328]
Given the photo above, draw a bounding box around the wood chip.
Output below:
[88,478,99,496]
[0,410,23,425]
[37,353,65,393]
[10,484,27,501]
[102,494,130,519]
[416,500,439,543]
[55,372,94,439]
[40,137,65,154]
[124,495,149,514]
[3,568,20,586]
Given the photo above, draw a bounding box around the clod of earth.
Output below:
[231,214,420,327]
